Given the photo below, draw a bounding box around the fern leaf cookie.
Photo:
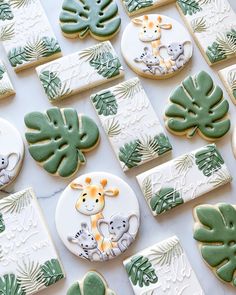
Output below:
[124,236,204,294]
[137,144,232,216]
[60,0,121,40]
[165,71,230,140]
[67,271,116,295]
[24,108,100,178]
[193,203,236,287]
[0,0,62,71]
[121,14,193,79]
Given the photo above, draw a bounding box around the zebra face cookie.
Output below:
[55,172,140,262]
[121,14,193,79]
[0,118,24,189]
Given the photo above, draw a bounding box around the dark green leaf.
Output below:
[8,47,28,67]
[39,71,62,100]
[0,274,25,295]
[0,212,5,233]
[154,133,172,156]
[41,37,61,57]
[123,0,153,13]
[206,42,226,64]
[119,140,142,169]
[0,65,5,80]
[41,259,64,287]
[177,0,201,15]
[92,90,118,116]
[67,282,82,295]
[0,2,13,21]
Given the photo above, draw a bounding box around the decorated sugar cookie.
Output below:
[219,64,236,105]
[165,71,230,140]
[55,172,140,261]
[60,0,121,40]
[193,203,236,287]
[67,271,116,295]
[232,126,236,159]
[0,118,24,189]
[123,236,204,294]
[24,108,99,178]
[121,14,193,79]
[0,60,15,99]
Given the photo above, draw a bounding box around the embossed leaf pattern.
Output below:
[191,17,207,33]
[0,64,5,80]
[41,259,64,287]
[194,204,236,286]
[165,71,230,139]
[60,0,121,39]
[25,108,99,177]
[228,70,236,99]
[119,140,142,170]
[125,255,158,288]
[9,0,35,8]
[175,153,194,174]
[92,90,118,116]
[104,118,121,137]
[195,144,224,177]
[0,190,32,214]
[0,2,14,21]
[0,274,25,295]
[123,0,153,13]
[142,177,152,202]
[150,188,184,215]
[113,78,142,99]
[0,212,5,233]
[0,23,14,41]
[177,0,201,15]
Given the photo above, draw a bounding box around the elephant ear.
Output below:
[83,272,106,295]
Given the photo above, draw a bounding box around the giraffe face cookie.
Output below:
[0,118,24,189]
[55,172,140,262]
[121,14,193,79]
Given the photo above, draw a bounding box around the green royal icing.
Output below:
[25,108,99,178]
[60,0,121,39]
[165,71,230,139]
[67,271,115,295]
[194,204,236,286]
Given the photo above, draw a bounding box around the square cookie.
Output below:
[124,236,204,295]
[176,0,236,65]
[36,41,124,102]
[0,0,62,72]
[219,64,236,104]
[137,144,232,216]
[122,0,174,16]
[90,77,172,172]
[0,188,65,294]
[0,60,14,99]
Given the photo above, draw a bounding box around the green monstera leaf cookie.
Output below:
[67,271,116,295]
[24,108,99,178]
[194,203,236,287]
[60,0,121,40]
[165,71,230,140]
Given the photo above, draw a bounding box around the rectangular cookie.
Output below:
[122,0,174,16]
[36,41,124,102]
[0,0,62,72]
[123,236,204,295]
[219,64,236,104]
[176,0,236,66]
[90,77,172,172]
[0,60,15,99]
[0,188,65,294]
[137,144,232,216]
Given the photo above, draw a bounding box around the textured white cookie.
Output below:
[219,64,236,104]
[0,60,14,99]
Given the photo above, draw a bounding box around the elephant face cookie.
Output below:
[0,118,24,189]
[121,14,193,79]
[55,172,140,262]
[67,271,115,295]
[24,108,100,178]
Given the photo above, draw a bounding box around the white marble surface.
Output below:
[0,0,236,294]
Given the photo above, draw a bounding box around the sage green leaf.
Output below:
[25,108,99,177]
[194,204,236,286]
[90,52,122,79]
[0,274,25,295]
[195,144,224,177]
[206,42,226,64]
[60,0,121,40]
[67,282,82,295]
[0,65,5,80]
[125,255,158,288]
[177,0,201,15]
[83,272,105,295]
[39,71,62,100]
[92,90,118,116]
[119,140,142,169]
[0,2,13,21]
[41,37,61,57]
[123,0,153,13]
[8,47,28,68]
[0,212,5,233]
[165,71,230,139]
[41,259,64,287]
[150,188,183,215]
[154,133,172,156]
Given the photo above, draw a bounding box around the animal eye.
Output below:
[96,199,99,203]
[82,198,86,202]
[81,243,83,246]
[144,29,146,33]
[91,237,94,240]
[154,30,157,33]
[111,227,114,230]
[123,225,126,227]
[82,193,87,196]
[98,193,101,196]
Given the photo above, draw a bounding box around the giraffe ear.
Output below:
[100,179,107,188]
[70,182,84,190]
[104,188,119,197]
[132,18,143,25]
[160,23,172,30]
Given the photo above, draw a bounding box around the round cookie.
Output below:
[59,0,121,41]
[24,108,100,178]
[67,271,115,295]
[164,71,230,141]
[55,172,140,262]
[193,203,236,287]
[121,14,193,79]
[0,118,24,189]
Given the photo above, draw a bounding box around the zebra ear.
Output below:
[81,222,88,231]
[70,182,84,190]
